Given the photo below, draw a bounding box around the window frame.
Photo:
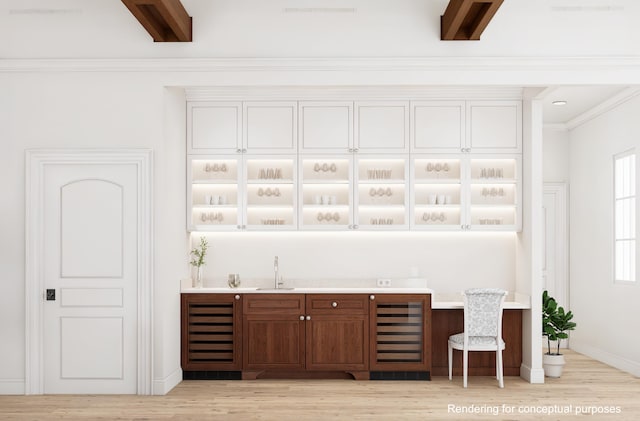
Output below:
[613,149,636,284]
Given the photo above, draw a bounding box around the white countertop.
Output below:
[181,286,435,294]
[179,280,531,309]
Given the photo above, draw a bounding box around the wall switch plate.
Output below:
[376,279,392,288]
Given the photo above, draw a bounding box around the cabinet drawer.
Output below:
[243,294,305,315]
[306,294,369,315]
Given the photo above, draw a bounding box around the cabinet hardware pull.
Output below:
[369,295,375,300]
[332,302,338,308]
[299,315,305,321]
[234,295,240,300]
[306,315,311,321]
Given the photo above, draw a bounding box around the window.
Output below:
[614,151,636,283]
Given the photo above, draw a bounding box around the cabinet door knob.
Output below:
[369,295,375,300]
[354,225,359,229]
[299,315,305,321]
[236,148,242,153]
[332,302,338,308]
[354,148,359,153]
[234,295,240,300]
[243,149,248,153]
[306,315,311,321]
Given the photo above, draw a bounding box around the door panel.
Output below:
[43,164,138,394]
[306,316,368,371]
[60,179,123,278]
[60,317,123,379]
[243,316,305,370]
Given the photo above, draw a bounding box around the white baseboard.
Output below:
[0,379,25,395]
[152,368,182,396]
[571,342,640,378]
[520,364,545,384]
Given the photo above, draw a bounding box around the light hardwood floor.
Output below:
[1,350,638,420]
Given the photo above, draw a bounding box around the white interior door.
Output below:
[42,163,139,394]
[542,183,569,310]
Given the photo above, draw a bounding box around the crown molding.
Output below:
[543,123,569,131]
[184,85,524,101]
[2,56,640,74]
[566,86,640,130]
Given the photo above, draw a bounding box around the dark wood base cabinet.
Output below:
[181,293,433,380]
[180,294,243,371]
[431,309,523,376]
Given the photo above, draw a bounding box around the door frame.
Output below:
[542,182,570,312]
[25,149,153,395]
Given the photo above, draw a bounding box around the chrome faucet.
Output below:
[274,256,280,289]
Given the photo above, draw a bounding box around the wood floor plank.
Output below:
[1,350,638,420]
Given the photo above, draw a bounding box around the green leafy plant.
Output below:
[542,290,576,355]
[190,237,208,268]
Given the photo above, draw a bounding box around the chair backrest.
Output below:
[463,288,508,338]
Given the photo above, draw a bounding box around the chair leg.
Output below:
[448,342,453,381]
[497,348,504,388]
[463,348,468,388]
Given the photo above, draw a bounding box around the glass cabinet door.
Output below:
[355,156,409,230]
[299,156,352,230]
[244,156,297,230]
[468,157,520,231]
[411,157,463,230]
[188,157,242,231]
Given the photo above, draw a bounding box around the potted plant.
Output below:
[190,237,208,288]
[542,290,576,377]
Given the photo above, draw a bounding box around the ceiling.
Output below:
[541,85,634,128]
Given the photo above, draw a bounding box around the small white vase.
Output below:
[194,266,203,288]
[543,353,566,378]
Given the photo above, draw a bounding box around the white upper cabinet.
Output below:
[412,100,521,153]
[243,102,298,154]
[467,101,522,153]
[299,101,353,154]
[188,102,242,154]
[355,101,410,153]
[411,101,465,153]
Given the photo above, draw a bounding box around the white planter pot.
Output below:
[543,353,566,378]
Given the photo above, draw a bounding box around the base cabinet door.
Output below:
[242,294,306,370]
[305,295,369,371]
[243,315,306,370]
[181,294,242,371]
[369,294,431,372]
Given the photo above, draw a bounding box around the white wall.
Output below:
[569,94,640,377]
[543,128,570,183]
[193,232,516,293]
[0,72,187,394]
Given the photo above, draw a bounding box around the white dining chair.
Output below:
[448,288,508,388]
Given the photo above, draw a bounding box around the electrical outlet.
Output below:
[376,279,392,288]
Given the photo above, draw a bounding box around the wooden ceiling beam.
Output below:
[441,0,503,41]
[122,0,192,42]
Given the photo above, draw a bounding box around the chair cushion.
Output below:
[449,333,505,347]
